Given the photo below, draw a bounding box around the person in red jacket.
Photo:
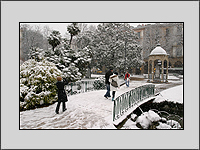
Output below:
[124,71,130,87]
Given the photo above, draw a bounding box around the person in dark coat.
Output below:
[55,76,68,114]
[104,68,113,99]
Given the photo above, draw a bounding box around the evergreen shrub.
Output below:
[93,76,106,90]
[20,59,62,111]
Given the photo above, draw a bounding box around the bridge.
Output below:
[113,84,155,125]
[65,81,156,126]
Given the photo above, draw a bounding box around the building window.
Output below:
[137,32,140,38]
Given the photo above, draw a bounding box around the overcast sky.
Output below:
[22,23,149,36]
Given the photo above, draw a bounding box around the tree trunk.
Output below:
[69,35,73,47]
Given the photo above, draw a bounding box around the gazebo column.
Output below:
[152,60,154,81]
[161,60,164,82]
[166,60,169,82]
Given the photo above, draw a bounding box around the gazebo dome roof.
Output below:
[150,44,167,56]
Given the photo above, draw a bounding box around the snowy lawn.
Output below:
[154,85,183,103]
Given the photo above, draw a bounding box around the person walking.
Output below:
[124,71,130,87]
[109,72,120,101]
[55,76,68,114]
[104,68,113,99]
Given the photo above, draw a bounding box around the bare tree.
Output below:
[88,24,97,32]
[42,25,52,50]
[20,24,45,61]
[78,23,88,32]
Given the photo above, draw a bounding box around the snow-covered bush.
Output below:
[20,59,62,111]
[136,110,162,129]
[135,110,182,129]
[28,47,45,62]
[62,63,82,82]
[93,76,106,90]
[75,47,92,77]
[147,110,161,122]
[44,46,85,82]
[156,122,171,129]
[136,112,152,129]
[167,120,182,129]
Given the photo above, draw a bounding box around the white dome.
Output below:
[150,44,167,56]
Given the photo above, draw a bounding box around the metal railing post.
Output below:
[71,82,73,95]
[85,81,87,92]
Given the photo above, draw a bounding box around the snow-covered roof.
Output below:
[150,44,167,56]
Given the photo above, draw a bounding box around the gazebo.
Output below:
[148,44,169,83]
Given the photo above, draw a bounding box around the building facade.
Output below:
[133,23,183,74]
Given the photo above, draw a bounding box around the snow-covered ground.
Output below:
[154,84,183,103]
[20,75,183,129]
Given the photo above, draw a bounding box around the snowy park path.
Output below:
[20,78,183,129]
[20,90,114,129]
[20,80,147,129]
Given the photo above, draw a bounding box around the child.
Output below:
[109,72,120,101]
[124,71,130,87]
[55,76,68,114]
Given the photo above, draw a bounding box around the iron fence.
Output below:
[113,84,155,121]
[65,80,105,96]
